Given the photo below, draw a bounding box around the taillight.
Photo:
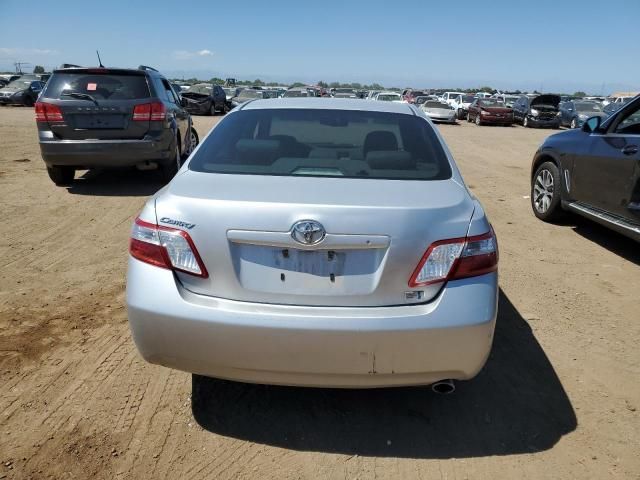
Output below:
[35,102,64,123]
[129,218,208,278]
[132,101,166,121]
[409,228,498,287]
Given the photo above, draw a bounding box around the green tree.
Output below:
[208,77,225,85]
[573,91,587,97]
[33,65,45,74]
[317,80,328,88]
[290,82,306,88]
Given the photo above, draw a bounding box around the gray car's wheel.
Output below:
[531,161,562,221]
[523,116,530,128]
[47,166,75,186]
[475,114,482,126]
[161,142,181,182]
[184,127,199,158]
[570,118,577,129]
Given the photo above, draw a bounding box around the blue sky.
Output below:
[1,0,638,93]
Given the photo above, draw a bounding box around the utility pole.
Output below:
[13,62,30,74]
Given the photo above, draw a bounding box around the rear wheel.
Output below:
[531,161,562,221]
[475,114,482,126]
[161,142,181,182]
[184,127,199,158]
[47,166,75,186]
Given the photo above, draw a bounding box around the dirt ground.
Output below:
[0,106,638,480]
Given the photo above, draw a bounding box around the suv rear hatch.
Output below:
[155,172,475,307]
[39,69,153,140]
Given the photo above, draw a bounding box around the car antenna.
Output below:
[96,50,104,68]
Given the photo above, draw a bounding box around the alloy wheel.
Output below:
[533,169,554,213]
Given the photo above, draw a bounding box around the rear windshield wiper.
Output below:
[61,92,99,105]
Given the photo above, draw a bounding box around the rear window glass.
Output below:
[43,73,150,100]
[189,109,452,180]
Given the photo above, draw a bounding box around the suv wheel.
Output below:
[184,127,199,158]
[161,142,182,182]
[47,166,75,186]
[531,161,562,221]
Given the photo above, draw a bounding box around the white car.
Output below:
[373,91,404,103]
[450,94,476,119]
[440,91,465,106]
[421,100,457,123]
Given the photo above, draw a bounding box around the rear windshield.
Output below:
[283,90,308,97]
[377,94,401,101]
[574,102,602,112]
[425,101,450,108]
[43,73,150,100]
[189,109,452,180]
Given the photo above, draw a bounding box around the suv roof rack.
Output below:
[138,65,158,72]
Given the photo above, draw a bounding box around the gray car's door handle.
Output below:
[622,145,638,155]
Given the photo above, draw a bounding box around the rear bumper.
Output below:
[126,258,498,388]
[38,130,174,168]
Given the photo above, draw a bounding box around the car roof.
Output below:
[240,98,416,115]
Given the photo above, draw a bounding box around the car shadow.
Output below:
[569,216,640,265]
[191,290,576,459]
[66,168,165,197]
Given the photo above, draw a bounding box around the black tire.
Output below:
[523,116,530,128]
[23,96,34,107]
[467,112,472,123]
[208,102,216,116]
[160,142,181,182]
[47,166,75,186]
[531,161,563,222]
[570,118,577,129]
[475,114,482,126]
[183,127,199,159]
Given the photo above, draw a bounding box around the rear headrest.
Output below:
[363,131,398,156]
[235,139,280,165]
[366,150,415,170]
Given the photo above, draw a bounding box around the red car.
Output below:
[467,98,514,126]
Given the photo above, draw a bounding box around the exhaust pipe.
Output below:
[431,379,455,394]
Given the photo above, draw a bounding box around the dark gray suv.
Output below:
[36,66,198,186]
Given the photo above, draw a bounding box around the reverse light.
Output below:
[35,102,64,123]
[409,229,498,287]
[130,218,208,278]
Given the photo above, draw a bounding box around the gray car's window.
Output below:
[189,109,452,180]
[43,73,150,100]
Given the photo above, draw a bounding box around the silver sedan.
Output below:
[420,100,458,124]
[127,98,498,389]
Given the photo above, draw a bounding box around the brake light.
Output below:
[35,102,64,123]
[129,217,208,278]
[409,228,498,287]
[132,102,166,121]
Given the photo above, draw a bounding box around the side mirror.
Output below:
[582,116,601,133]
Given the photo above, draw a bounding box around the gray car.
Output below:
[127,98,499,389]
[36,66,198,185]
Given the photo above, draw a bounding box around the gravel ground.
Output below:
[0,106,638,479]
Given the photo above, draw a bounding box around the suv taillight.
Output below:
[132,101,166,121]
[35,102,64,123]
[129,217,208,278]
[409,228,498,287]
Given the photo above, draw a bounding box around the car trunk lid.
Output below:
[155,171,476,307]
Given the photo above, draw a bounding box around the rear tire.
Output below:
[47,166,75,186]
[475,114,482,126]
[161,142,181,182]
[184,127,199,159]
[531,161,563,222]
